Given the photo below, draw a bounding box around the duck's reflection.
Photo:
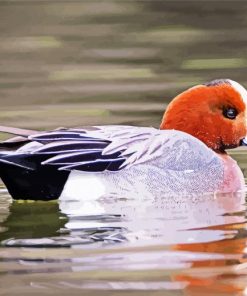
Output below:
[59,192,247,295]
[0,191,246,247]
[1,191,247,295]
[59,191,246,246]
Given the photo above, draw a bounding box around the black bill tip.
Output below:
[240,137,247,146]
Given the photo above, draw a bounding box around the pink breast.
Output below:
[218,154,245,193]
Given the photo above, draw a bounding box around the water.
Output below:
[1,1,247,295]
[1,191,247,295]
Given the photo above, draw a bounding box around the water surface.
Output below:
[1,190,247,295]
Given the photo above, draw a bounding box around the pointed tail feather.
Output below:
[0,125,39,137]
[0,125,40,150]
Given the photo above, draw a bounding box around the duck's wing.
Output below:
[0,125,159,171]
[0,125,218,173]
[26,126,218,172]
[27,126,160,172]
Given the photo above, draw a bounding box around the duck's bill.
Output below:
[240,137,247,146]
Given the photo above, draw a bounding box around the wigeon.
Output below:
[0,79,246,200]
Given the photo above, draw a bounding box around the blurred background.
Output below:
[2,2,247,295]
[1,0,247,130]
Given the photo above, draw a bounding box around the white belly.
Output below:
[60,171,107,201]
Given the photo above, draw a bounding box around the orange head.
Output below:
[160,79,247,152]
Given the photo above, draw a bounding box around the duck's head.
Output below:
[160,79,247,152]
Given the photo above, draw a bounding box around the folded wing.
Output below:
[0,125,218,173]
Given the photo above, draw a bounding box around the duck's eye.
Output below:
[223,108,238,120]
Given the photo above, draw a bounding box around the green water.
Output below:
[1,1,247,295]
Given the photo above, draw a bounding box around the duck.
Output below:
[0,78,246,201]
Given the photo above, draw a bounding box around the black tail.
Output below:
[0,126,69,200]
[0,154,69,201]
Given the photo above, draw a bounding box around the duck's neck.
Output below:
[160,122,226,154]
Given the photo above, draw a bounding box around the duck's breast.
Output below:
[218,154,245,193]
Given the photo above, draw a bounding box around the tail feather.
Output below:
[0,125,38,137]
[0,125,40,151]
[0,153,69,200]
[0,126,70,200]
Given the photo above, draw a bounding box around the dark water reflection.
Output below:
[1,1,247,295]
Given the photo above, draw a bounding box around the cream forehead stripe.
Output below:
[228,79,247,107]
